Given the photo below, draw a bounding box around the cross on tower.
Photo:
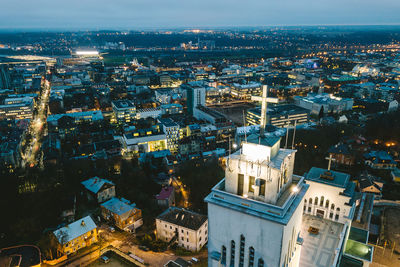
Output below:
[251,85,279,136]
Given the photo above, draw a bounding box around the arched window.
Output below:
[239,235,245,267]
[336,207,340,212]
[309,198,312,204]
[221,246,226,264]
[249,247,255,267]
[320,196,324,206]
[230,241,235,267]
[331,203,335,210]
[258,258,264,267]
[305,198,307,204]
[315,197,318,205]
[325,199,330,208]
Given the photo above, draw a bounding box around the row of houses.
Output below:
[50,176,144,257]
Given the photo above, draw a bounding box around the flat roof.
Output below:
[245,134,281,147]
[205,176,309,225]
[306,167,350,189]
[300,214,345,267]
[112,99,135,109]
[248,104,309,116]
[0,245,41,267]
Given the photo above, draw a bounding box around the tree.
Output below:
[37,232,63,260]
[318,105,324,121]
[177,158,224,213]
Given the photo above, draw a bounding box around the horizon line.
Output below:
[1,24,400,33]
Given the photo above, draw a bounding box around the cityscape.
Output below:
[1,2,400,267]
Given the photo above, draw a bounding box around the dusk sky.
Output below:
[1,0,400,30]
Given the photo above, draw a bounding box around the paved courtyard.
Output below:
[299,214,344,267]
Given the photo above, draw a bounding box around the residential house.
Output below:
[357,172,383,198]
[328,143,355,166]
[364,151,397,170]
[53,216,98,255]
[164,258,191,267]
[156,207,208,252]
[81,177,116,203]
[100,197,143,232]
[391,168,400,183]
[156,186,175,207]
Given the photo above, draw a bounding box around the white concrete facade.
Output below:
[303,180,354,226]
[156,218,208,252]
[206,134,307,267]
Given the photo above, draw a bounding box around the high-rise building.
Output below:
[0,65,11,89]
[205,86,373,267]
[159,118,180,154]
[205,134,306,267]
[183,83,206,116]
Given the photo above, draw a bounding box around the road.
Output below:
[21,79,51,168]
[98,225,207,266]
[172,176,190,208]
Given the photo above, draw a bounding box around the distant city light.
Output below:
[75,50,99,56]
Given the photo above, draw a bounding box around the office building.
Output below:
[112,100,136,124]
[246,104,310,128]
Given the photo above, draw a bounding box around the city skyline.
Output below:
[1,0,400,30]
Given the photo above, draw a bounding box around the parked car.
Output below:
[139,245,150,251]
[101,255,110,263]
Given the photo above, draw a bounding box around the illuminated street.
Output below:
[21,79,50,168]
[0,7,400,267]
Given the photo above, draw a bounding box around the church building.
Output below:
[205,86,373,267]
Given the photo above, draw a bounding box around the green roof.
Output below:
[306,167,350,188]
[344,239,373,262]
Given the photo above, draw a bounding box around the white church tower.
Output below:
[205,86,309,267]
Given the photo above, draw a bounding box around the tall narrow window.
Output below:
[320,196,324,207]
[221,245,226,264]
[238,174,244,196]
[259,179,266,196]
[258,258,264,267]
[230,240,235,267]
[249,176,255,193]
[335,207,340,220]
[248,247,255,267]
[309,198,312,204]
[315,197,318,206]
[325,199,329,208]
[239,235,245,267]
